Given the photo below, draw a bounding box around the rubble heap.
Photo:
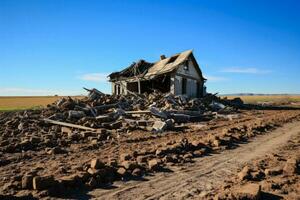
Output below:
[0,88,250,198]
[0,89,245,155]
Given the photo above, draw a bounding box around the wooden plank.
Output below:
[93,103,119,110]
[95,115,111,120]
[43,118,96,131]
[138,79,141,94]
[125,110,151,115]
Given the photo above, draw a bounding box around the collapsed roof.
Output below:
[108,50,205,82]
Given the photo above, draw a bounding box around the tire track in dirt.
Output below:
[90,120,300,200]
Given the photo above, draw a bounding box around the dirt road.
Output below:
[90,120,300,200]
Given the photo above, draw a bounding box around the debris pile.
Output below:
[0,89,245,156]
[0,88,244,194]
[3,88,300,198]
[48,89,244,131]
[0,89,299,198]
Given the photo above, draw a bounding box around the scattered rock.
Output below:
[68,110,86,119]
[251,170,265,181]
[22,175,33,189]
[117,167,127,176]
[148,159,160,170]
[132,168,143,177]
[237,166,252,181]
[61,127,72,134]
[152,121,168,132]
[90,158,105,169]
[283,158,298,175]
[47,147,66,155]
[264,167,282,176]
[33,176,55,191]
[233,183,261,200]
[59,174,82,188]
[121,161,137,170]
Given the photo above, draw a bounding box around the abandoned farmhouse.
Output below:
[108,50,207,98]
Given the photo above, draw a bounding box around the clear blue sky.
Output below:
[1,0,300,96]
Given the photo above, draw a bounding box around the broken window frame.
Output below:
[183,60,189,71]
[182,78,187,94]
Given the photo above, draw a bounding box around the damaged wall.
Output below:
[172,59,204,97]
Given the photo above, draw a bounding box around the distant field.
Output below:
[1,95,300,112]
[225,95,300,105]
[0,96,83,112]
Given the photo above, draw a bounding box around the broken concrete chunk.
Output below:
[264,167,282,176]
[90,158,105,169]
[237,166,251,181]
[47,147,66,155]
[22,175,33,189]
[251,170,265,181]
[148,159,160,170]
[117,167,127,176]
[61,127,72,134]
[59,174,81,188]
[121,161,137,170]
[33,176,55,190]
[68,110,86,119]
[283,158,298,175]
[152,121,168,132]
[233,183,261,200]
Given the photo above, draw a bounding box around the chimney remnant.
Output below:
[160,55,166,60]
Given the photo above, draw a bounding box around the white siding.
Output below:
[176,60,201,80]
[174,75,181,95]
[172,59,203,97]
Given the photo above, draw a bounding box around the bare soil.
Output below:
[89,118,300,200]
[1,110,300,199]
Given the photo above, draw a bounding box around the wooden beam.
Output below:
[93,103,119,111]
[43,118,96,131]
[125,110,151,115]
[138,79,141,94]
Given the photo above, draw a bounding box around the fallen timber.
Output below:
[43,118,97,131]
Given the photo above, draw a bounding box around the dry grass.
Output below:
[1,95,300,112]
[225,95,300,105]
[0,96,83,111]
